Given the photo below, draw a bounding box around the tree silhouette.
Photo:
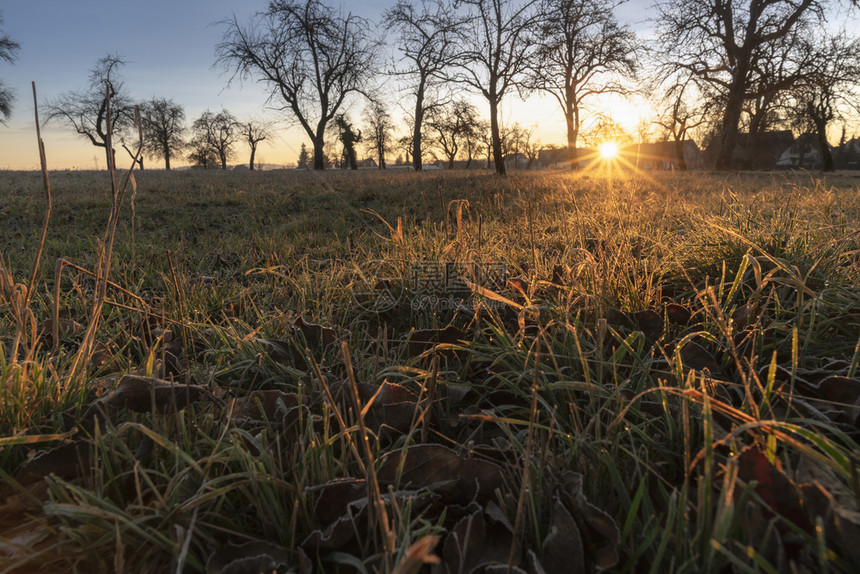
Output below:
[527,0,636,169]
[240,119,272,170]
[654,0,832,170]
[427,99,480,169]
[191,109,238,170]
[789,31,860,171]
[362,101,395,169]
[454,0,540,175]
[0,13,20,123]
[44,55,135,170]
[140,98,186,170]
[385,0,464,171]
[216,0,378,170]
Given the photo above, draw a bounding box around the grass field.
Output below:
[2,166,860,573]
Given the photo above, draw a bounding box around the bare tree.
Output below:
[652,77,707,171]
[454,0,540,175]
[528,0,635,168]
[362,100,395,169]
[385,0,464,171]
[140,98,185,170]
[216,0,378,170]
[0,13,20,122]
[789,31,860,172]
[654,0,834,170]
[187,135,219,169]
[240,119,272,170]
[44,55,135,170]
[191,109,238,170]
[427,99,480,169]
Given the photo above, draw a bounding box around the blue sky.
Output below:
[0,0,664,169]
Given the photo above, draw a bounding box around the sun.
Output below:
[599,142,619,159]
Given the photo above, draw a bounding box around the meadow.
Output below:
[1,165,860,573]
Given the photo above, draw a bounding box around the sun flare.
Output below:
[599,142,619,159]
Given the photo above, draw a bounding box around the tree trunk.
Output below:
[674,138,688,171]
[312,138,325,170]
[816,120,834,172]
[163,142,171,170]
[412,89,424,172]
[565,101,579,170]
[249,145,256,170]
[489,97,506,175]
[715,69,748,171]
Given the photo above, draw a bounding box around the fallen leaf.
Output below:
[736,446,811,533]
[96,375,217,414]
[406,325,466,358]
[295,316,337,347]
[541,496,586,574]
[377,444,504,506]
[632,310,663,340]
[555,471,620,570]
[231,390,304,422]
[441,503,520,574]
[16,440,91,485]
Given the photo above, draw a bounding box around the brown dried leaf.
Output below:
[309,479,367,526]
[257,338,305,367]
[736,446,811,533]
[205,540,295,574]
[377,444,504,506]
[665,303,692,326]
[294,316,337,347]
[556,471,620,570]
[231,390,303,422]
[801,482,860,566]
[632,309,663,340]
[97,374,214,414]
[441,503,519,574]
[16,440,91,485]
[678,341,723,378]
[407,325,467,358]
[541,496,586,574]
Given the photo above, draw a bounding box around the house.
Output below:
[504,153,529,170]
[621,140,702,170]
[536,147,599,169]
[835,137,860,169]
[776,134,826,169]
[705,130,795,169]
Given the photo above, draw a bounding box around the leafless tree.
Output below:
[454,0,540,175]
[427,99,481,169]
[44,55,136,170]
[240,119,272,170]
[191,109,238,170]
[0,13,20,122]
[187,135,219,169]
[789,30,860,171]
[652,78,707,171]
[653,0,836,170]
[362,100,395,169]
[385,0,464,171]
[140,97,186,170]
[216,0,378,170]
[527,0,636,168]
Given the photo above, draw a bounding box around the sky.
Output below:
[0,0,728,170]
